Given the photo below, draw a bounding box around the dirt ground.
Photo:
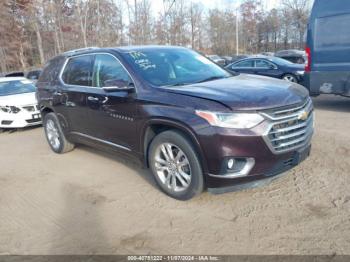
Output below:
[0,95,349,255]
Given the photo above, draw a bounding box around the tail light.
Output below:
[305,46,311,72]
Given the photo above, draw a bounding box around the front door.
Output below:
[84,53,138,151]
[253,59,281,78]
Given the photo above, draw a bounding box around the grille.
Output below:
[262,99,314,154]
[23,105,36,112]
[26,118,42,123]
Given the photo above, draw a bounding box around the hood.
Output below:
[0,92,37,106]
[163,74,309,111]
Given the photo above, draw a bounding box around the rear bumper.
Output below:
[303,72,350,97]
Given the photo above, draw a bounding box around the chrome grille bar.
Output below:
[262,99,314,154]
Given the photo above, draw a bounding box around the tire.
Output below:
[282,74,298,83]
[149,130,204,200]
[43,112,75,154]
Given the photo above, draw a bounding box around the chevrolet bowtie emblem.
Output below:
[298,110,309,121]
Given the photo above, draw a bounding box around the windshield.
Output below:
[269,57,293,66]
[0,80,36,96]
[122,49,231,87]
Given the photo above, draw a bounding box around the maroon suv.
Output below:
[36,46,314,200]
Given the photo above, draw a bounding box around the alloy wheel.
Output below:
[283,75,297,82]
[46,119,61,150]
[154,143,192,192]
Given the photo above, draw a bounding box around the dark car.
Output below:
[26,69,42,81]
[207,55,226,66]
[304,0,350,97]
[275,50,306,64]
[36,46,313,200]
[230,54,250,63]
[226,56,305,83]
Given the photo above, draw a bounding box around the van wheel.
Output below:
[282,74,297,83]
[43,113,75,154]
[149,130,204,200]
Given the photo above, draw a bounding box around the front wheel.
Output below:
[43,112,75,154]
[282,74,298,83]
[149,130,204,200]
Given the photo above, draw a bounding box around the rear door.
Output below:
[59,54,94,133]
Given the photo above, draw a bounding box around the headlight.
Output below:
[10,106,21,113]
[296,71,305,75]
[196,110,265,129]
[0,106,21,113]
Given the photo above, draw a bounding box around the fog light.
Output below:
[227,159,235,169]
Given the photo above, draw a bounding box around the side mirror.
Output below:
[270,64,277,70]
[102,79,134,92]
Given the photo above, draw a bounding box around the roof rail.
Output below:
[63,47,100,55]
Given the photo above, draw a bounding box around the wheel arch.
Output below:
[141,118,208,175]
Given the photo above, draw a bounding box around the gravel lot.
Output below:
[0,95,349,255]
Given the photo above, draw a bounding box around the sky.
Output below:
[151,0,280,15]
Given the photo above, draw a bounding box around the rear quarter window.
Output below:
[315,13,350,50]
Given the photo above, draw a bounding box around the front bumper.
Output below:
[197,100,314,189]
[0,110,42,128]
[207,144,311,193]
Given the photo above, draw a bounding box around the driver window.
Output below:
[255,60,271,68]
[233,60,254,68]
[92,54,132,88]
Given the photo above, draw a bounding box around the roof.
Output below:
[60,45,188,57]
[0,77,28,83]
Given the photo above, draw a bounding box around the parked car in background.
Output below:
[0,77,41,129]
[4,71,25,77]
[221,56,233,65]
[207,55,226,66]
[275,50,306,64]
[260,52,274,56]
[230,55,250,63]
[26,69,42,81]
[226,56,305,83]
[37,46,313,200]
[304,0,350,97]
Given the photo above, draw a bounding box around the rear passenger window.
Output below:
[92,54,132,88]
[315,13,350,50]
[62,55,93,86]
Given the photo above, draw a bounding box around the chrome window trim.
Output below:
[58,52,136,90]
[71,132,131,151]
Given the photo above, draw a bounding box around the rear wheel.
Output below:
[282,74,298,83]
[43,113,75,154]
[149,130,204,200]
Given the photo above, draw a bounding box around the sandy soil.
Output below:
[0,95,349,255]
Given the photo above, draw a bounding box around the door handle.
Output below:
[87,96,99,102]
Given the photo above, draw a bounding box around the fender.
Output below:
[141,117,209,175]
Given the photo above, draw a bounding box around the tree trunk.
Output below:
[19,43,27,71]
[0,47,7,73]
[34,19,45,65]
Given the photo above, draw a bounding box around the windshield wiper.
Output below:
[195,76,229,84]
